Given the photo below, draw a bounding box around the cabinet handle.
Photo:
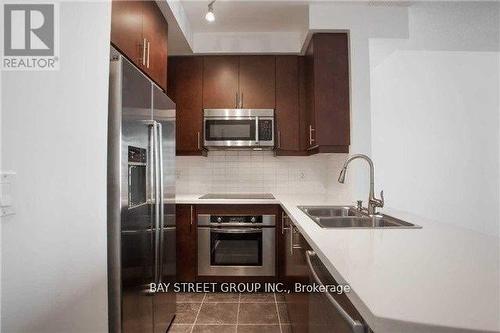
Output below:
[146,40,150,68]
[277,130,281,149]
[309,125,316,146]
[235,92,239,108]
[197,132,201,150]
[240,92,243,108]
[142,38,147,66]
[290,226,302,255]
[281,212,291,235]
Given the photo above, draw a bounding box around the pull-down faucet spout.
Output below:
[338,154,384,215]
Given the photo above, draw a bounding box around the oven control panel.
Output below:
[210,215,263,224]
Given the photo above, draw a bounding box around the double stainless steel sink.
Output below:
[298,206,421,229]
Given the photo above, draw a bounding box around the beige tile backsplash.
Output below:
[176,151,351,200]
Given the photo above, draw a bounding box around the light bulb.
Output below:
[205,10,215,22]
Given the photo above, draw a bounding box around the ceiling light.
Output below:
[205,1,215,22]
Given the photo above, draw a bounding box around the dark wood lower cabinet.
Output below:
[176,205,197,282]
[281,211,311,333]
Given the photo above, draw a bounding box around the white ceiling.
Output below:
[180,0,309,33]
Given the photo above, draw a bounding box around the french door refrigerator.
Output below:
[108,48,176,333]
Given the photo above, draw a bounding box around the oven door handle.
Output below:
[210,228,262,234]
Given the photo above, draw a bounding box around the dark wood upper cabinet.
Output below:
[168,57,204,155]
[202,56,240,109]
[275,56,303,154]
[111,1,143,64]
[111,0,168,90]
[239,56,276,109]
[142,0,168,89]
[305,33,350,153]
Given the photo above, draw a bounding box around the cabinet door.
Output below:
[282,213,310,333]
[142,1,168,90]
[313,33,350,150]
[168,57,204,155]
[111,0,143,68]
[239,56,276,109]
[304,40,316,150]
[203,56,239,109]
[176,205,197,282]
[276,56,301,153]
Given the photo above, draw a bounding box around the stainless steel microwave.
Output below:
[203,109,274,149]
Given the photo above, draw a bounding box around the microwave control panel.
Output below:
[258,119,273,141]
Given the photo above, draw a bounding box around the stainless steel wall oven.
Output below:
[198,214,276,276]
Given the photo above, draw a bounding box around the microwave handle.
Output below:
[255,117,259,142]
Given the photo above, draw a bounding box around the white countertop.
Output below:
[176,193,500,333]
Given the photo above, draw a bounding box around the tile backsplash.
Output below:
[176,151,352,199]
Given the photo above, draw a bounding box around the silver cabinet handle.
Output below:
[197,131,201,150]
[309,125,315,146]
[281,211,291,235]
[142,38,147,66]
[277,130,281,149]
[290,226,302,255]
[146,40,150,68]
[306,251,365,333]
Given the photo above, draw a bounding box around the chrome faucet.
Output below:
[338,154,384,215]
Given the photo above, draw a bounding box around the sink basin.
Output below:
[299,206,361,218]
[298,206,421,229]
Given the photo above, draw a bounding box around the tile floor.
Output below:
[169,292,291,333]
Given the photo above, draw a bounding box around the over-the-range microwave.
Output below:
[203,109,274,150]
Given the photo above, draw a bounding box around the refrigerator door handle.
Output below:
[156,122,165,284]
[152,121,161,287]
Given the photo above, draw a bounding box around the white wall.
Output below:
[1,2,111,332]
[369,2,500,236]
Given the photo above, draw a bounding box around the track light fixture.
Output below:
[205,0,216,22]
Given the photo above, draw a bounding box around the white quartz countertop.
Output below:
[176,193,500,333]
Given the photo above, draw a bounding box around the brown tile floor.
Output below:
[169,293,291,333]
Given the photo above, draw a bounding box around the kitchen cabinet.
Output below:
[239,56,276,108]
[111,0,168,90]
[176,205,197,282]
[304,33,350,153]
[280,211,310,333]
[141,0,168,89]
[167,57,205,156]
[275,56,305,155]
[202,56,240,108]
[202,55,275,109]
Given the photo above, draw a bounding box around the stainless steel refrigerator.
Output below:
[107,48,176,333]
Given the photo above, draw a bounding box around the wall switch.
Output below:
[0,207,15,217]
[0,171,16,217]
